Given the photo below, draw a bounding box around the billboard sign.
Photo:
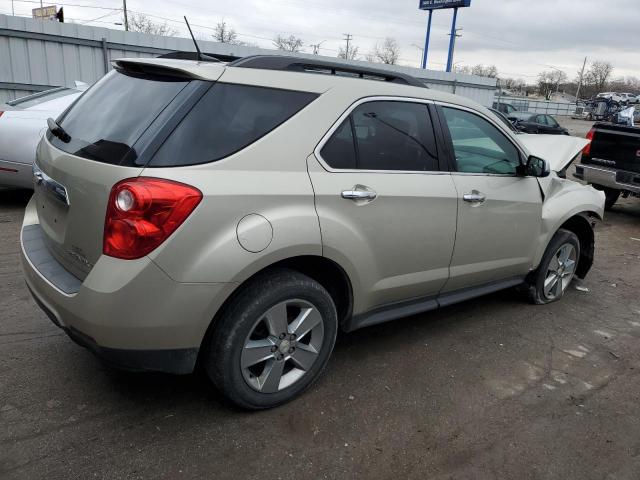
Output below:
[419,0,471,10]
[32,6,58,20]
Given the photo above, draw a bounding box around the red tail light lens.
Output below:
[104,177,202,260]
[583,128,595,156]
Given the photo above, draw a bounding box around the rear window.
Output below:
[49,70,189,164]
[149,83,318,167]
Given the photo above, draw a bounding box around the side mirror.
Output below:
[518,156,550,177]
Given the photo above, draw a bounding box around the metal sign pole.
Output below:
[446,7,458,72]
[421,10,433,69]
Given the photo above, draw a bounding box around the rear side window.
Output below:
[149,84,318,167]
[50,70,189,164]
[320,100,439,171]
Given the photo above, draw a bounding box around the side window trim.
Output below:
[433,102,526,175]
[314,96,447,174]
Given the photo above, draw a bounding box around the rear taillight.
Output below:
[583,128,595,156]
[104,177,202,260]
[0,111,4,118]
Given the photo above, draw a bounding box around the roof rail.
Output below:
[228,55,428,88]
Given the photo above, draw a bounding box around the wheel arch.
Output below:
[538,212,599,280]
[559,213,599,278]
[197,255,354,358]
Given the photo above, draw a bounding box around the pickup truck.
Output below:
[574,122,640,209]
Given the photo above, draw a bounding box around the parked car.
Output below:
[620,93,638,104]
[0,83,87,189]
[492,101,517,115]
[21,55,604,409]
[508,112,569,135]
[489,107,520,133]
[574,122,640,209]
[597,92,624,103]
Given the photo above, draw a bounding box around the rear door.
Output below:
[436,104,542,292]
[308,98,458,313]
[34,67,214,279]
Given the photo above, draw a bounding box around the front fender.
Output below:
[532,175,605,269]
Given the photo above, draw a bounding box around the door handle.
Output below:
[341,185,377,202]
[463,192,486,203]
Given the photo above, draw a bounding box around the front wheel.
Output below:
[204,269,338,410]
[527,229,580,305]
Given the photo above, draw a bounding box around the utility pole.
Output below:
[343,33,353,59]
[123,0,129,31]
[11,0,14,15]
[446,27,462,73]
[575,56,587,101]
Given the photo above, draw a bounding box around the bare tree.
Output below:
[371,37,400,65]
[126,13,176,37]
[212,20,241,44]
[537,70,567,100]
[273,34,303,53]
[585,60,614,94]
[471,64,498,78]
[338,45,359,60]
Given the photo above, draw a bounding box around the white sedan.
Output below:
[0,83,88,189]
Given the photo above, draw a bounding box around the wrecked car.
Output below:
[21,55,605,409]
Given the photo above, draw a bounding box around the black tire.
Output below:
[592,184,620,210]
[204,268,338,410]
[526,229,581,305]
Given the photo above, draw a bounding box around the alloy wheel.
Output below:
[241,299,325,393]
[543,243,577,300]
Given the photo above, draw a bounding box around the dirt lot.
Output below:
[1,180,639,479]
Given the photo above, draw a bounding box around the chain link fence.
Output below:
[495,95,579,116]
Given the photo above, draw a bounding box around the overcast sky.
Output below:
[5,0,640,82]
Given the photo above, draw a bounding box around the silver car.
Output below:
[21,56,605,409]
[1,83,87,189]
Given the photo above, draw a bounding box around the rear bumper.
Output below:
[0,159,33,189]
[574,164,640,194]
[20,196,236,374]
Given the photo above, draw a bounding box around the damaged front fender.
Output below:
[532,175,605,278]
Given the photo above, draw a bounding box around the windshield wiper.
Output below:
[47,117,71,143]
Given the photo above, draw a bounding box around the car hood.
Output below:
[517,134,589,172]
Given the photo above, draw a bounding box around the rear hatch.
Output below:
[586,123,640,174]
[34,61,222,279]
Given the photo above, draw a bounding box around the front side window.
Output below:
[320,100,439,171]
[442,107,521,175]
[150,83,318,167]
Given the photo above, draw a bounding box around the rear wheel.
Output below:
[593,184,620,210]
[527,229,580,305]
[204,269,338,410]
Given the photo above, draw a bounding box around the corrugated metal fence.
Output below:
[0,14,497,105]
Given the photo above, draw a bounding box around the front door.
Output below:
[436,105,543,292]
[308,99,458,314]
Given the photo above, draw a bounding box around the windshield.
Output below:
[49,70,189,165]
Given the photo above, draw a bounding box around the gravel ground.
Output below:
[1,183,639,479]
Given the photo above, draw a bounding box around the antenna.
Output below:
[184,16,203,61]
